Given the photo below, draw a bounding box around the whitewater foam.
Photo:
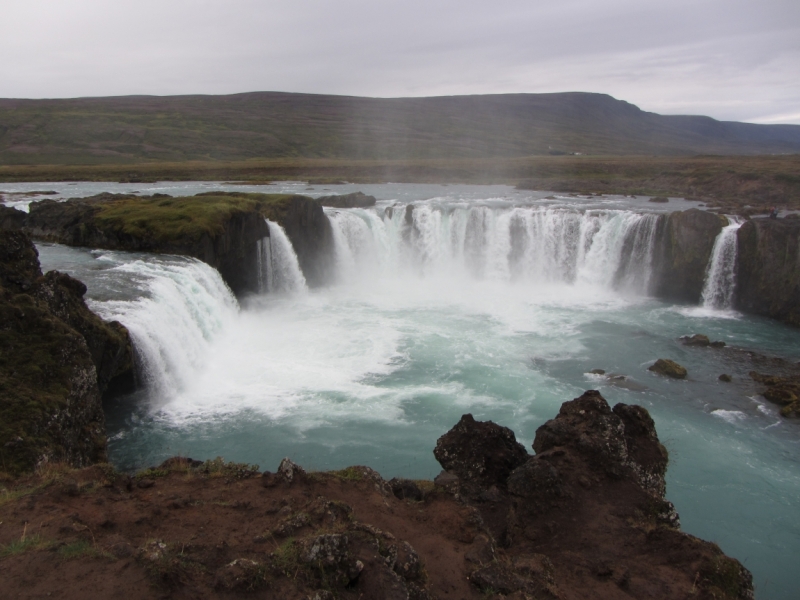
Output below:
[89,256,238,403]
[711,409,747,424]
[257,220,307,294]
[702,216,744,310]
[328,203,661,295]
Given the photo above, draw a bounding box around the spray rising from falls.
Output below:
[257,220,307,294]
[701,216,744,310]
[90,256,239,402]
[327,203,662,294]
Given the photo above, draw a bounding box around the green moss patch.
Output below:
[0,292,101,475]
[92,192,296,243]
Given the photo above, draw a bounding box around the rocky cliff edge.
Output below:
[0,391,753,599]
[12,192,335,296]
[0,231,134,475]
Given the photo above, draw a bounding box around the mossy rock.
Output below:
[0,231,130,475]
[681,334,710,347]
[648,359,687,379]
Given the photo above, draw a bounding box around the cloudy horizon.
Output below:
[2,0,798,125]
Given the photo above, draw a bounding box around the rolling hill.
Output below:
[1,92,799,165]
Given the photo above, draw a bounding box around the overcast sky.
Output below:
[2,0,798,124]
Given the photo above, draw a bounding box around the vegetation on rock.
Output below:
[648,359,688,379]
[0,231,133,476]
[19,192,333,295]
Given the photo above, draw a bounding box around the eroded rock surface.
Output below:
[750,371,800,417]
[433,413,529,490]
[736,217,800,326]
[0,231,133,474]
[317,191,377,208]
[652,209,725,302]
[649,358,688,379]
[434,390,750,600]
[0,395,753,599]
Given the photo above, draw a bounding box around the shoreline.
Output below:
[1,154,799,215]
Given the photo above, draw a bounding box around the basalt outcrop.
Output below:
[273,194,336,287]
[648,358,688,379]
[735,216,800,326]
[749,371,800,418]
[0,392,753,599]
[316,191,377,208]
[434,390,752,599]
[651,208,726,303]
[16,192,336,296]
[0,231,133,475]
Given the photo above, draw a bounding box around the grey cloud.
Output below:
[0,0,798,123]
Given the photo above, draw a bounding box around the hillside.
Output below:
[1,92,799,164]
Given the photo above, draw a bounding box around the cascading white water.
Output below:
[90,256,239,402]
[701,216,744,310]
[327,203,661,294]
[258,220,308,293]
[34,183,800,599]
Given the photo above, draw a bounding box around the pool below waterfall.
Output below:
[23,181,800,599]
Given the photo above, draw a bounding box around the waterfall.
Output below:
[701,216,744,310]
[90,257,239,401]
[258,220,308,294]
[327,204,660,293]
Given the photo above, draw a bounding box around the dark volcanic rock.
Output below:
[506,457,563,509]
[0,229,42,292]
[317,191,377,208]
[433,413,529,489]
[276,195,336,287]
[24,193,338,295]
[749,371,800,417]
[25,196,270,296]
[736,217,800,326]
[681,333,710,346]
[1,225,134,396]
[532,390,668,495]
[389,478,424,501]
[31,270,134,395]
[652,209,725,302]
[442,392,753,600]
[0,205,27,231]
[611,402,670,497]
[0,231,134,474]
[648,358,688,379]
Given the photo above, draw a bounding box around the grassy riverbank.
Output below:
[1,155,799,211]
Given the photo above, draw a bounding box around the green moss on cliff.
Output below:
[0,292,103,475]
[1,231,117,476]
[93,193,296,243]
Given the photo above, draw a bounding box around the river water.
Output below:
[14,181,799,598]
